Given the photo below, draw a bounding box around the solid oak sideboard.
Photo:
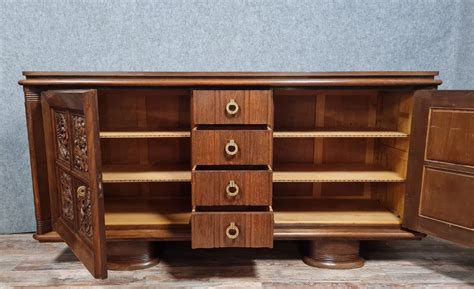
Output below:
[19,72,473,278]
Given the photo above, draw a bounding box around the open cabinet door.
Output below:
[404,90,473,248]
[41,90,107,278]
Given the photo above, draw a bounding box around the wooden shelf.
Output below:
[273,199,401,227]
[100,130,407,138]
[105,199,191,228]
[102,165,191,183]
[273,130,408,138]
[104,199,400,229]
[102,164,404,183]
[100,131,190,138]
[273,164,405,182]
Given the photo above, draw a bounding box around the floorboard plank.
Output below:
[0,234,472,288]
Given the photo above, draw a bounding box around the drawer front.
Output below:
[192,170,272,206]
[192,129,272,165]
[192,90,273,125]
[191,212,273,248]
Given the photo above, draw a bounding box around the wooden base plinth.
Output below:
[107,241,159,271]
[301,240,364,269]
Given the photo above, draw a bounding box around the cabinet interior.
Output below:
[97,88,413,234]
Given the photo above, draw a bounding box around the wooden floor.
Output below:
[0,234,473,288]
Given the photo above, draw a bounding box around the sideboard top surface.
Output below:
[19,71,442,87]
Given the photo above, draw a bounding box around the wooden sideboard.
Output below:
[19,72,473,279]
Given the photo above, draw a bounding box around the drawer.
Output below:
[192,90,273,125]
[192,129,272,165]
[192,167,272,206]
[191,210,274,248]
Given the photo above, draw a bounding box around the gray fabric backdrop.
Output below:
[1,0,473,233]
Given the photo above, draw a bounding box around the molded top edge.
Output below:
[22,71,439,77]
[19,71,442,87]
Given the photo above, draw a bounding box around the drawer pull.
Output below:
[225,139,239,157]
[225,222,240,239]
[225,180,239,197]
[77,186,86,198]
[225,99,239,116]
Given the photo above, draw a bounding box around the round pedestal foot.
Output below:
[107,241,160,271]
[302,240,364,269]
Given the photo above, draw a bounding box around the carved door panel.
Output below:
[404,90,474,248]
[41,90,107,278]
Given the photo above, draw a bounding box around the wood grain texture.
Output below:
[425,108,474,166]
[20,72,474,279]
[192,129,272,165]
[19,71,443,87]
[104,199,191,228]
[419,168,473,229]
[302,240,364,269]
[100,131,190,138]
[373,90,414,218]
[192,169,272,206]
[2,234,473,288]
[23,86,52,234]
[22,71,441,77]
[191,210,273,248]
[404,90,474,248]
[102,165,191,183]
[192,90,273,126]
[273,89,408,199]
[41,90,107,278]
[98,89,190,131]
[273,199,401,227]
[273,130,408,138]
[107,241,159,271]
[273,164,404,182]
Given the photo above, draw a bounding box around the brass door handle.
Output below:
[77,185,86,198]
[225,99,239,116]
[225,180,239,197]
[225,139,239,157]
[225,222,240,239]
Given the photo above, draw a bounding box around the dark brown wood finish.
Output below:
[192,168,272,206]
[302,240,364,269]
[19,71,442,87]
[24,87,52,235]
[22,71,474,278]
[192,90,273,126]
[191,210,274,248]
[192,129,273,165]
[404,90,474,248]
[107,241,159,271]
[41,90,107,278]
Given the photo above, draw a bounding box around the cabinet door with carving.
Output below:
[404,90,474,248]
[41,90,107,278]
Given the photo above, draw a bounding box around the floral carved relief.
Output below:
[72,115,88,172]
[77,185,92,238]
[55,112,70,162]
[59,171,74,222]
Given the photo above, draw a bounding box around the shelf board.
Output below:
[104,199,400,232]
[102,164,404,183]
[273,164,405,182]
[102,165,191,183]
[100,130,407,138]
[105,199,191,228]
[273,199,401,227]
[273,130,408,138]
[100,131,190,138]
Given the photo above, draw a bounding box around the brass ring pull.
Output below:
[77,185,86,198]
[225,99,239,116]
[225,180,239,197]
[225,139,239,157]
[225,222,240,239]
